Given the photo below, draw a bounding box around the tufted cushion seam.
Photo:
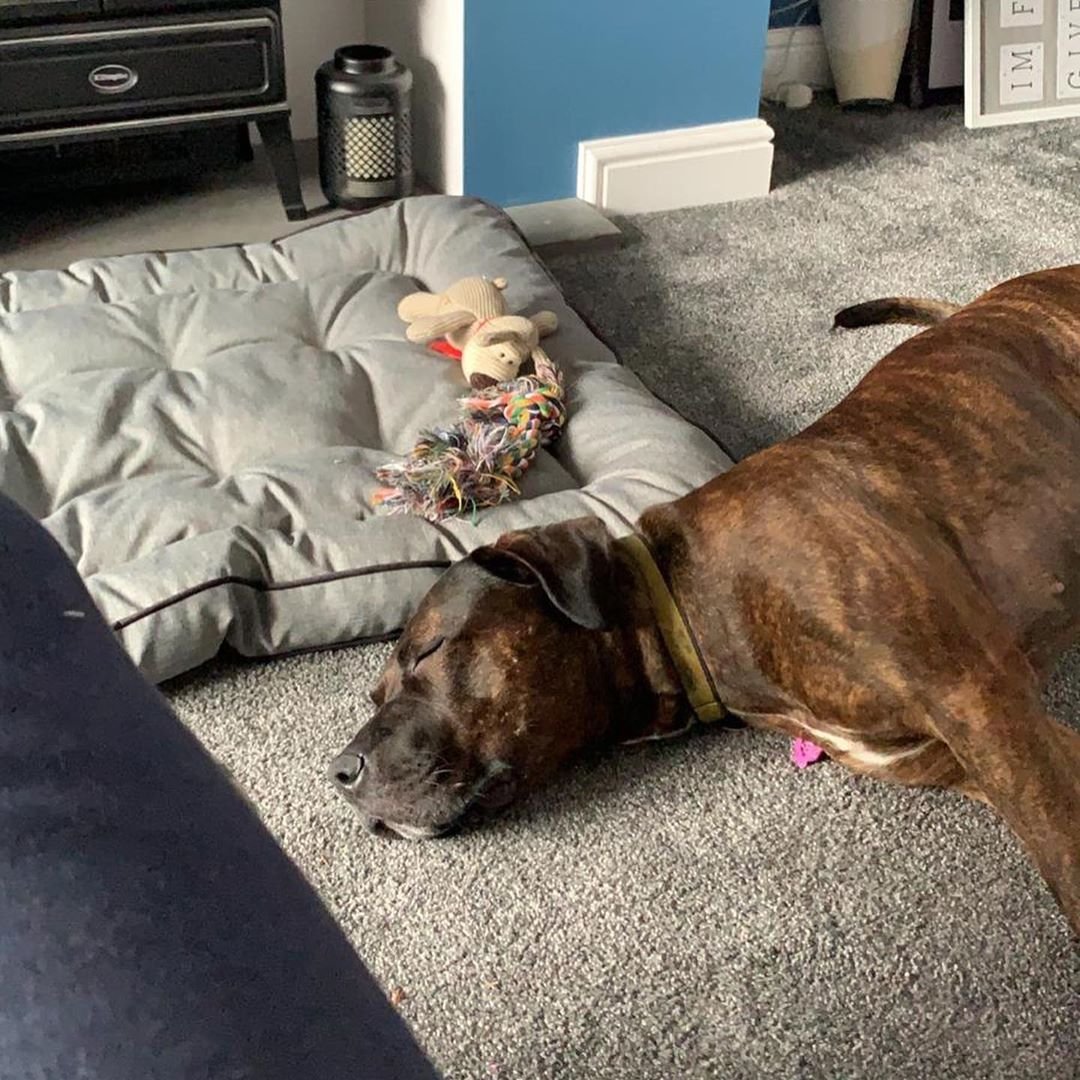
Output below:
[67,264,114,303]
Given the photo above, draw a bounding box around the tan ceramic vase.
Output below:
[819,0,915,107]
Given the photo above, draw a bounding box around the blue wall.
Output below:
[463,0,771,206]
[769,0,819,28]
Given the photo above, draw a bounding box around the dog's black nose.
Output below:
[329,752,365,789]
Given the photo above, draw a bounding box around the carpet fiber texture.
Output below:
[167,102,1079,1080]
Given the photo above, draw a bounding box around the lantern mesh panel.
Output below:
[320,110,410,182]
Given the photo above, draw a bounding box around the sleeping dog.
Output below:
[330,266,1080,936]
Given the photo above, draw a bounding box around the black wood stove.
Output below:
[0,0,305,220]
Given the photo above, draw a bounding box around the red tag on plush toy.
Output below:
[429,340,463,361]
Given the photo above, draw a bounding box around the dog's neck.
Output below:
[602,537,723,745]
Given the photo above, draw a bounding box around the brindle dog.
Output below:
[331,266,1080,935]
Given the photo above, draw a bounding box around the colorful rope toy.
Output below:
[373,349,566,522]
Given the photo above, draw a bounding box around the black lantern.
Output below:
[316,45,413,209]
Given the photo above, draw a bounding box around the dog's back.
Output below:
[813,266,1080,675]
[834,265,1080,414]
[654,266,1080,685]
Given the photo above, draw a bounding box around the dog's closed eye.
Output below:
[412,637,445,670]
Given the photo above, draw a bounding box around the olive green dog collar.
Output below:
[618,533,725,725]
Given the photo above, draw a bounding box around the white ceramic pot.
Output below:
[819,0,916,107]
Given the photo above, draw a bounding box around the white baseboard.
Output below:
[577,118,775,215]
[762,25,833,100]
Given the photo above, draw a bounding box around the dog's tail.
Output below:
[833,297,961,330]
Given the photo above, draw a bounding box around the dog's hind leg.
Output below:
[930,673,1080,938]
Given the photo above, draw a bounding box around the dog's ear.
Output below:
[470,516,618,630]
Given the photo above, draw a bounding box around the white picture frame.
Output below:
[966,0,1080,127]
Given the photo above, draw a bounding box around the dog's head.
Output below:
[328,516,677,838]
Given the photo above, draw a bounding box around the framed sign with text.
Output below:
[966,0,1080,126]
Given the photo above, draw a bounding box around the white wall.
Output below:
[281,0,367,141]
[365,0,464,193]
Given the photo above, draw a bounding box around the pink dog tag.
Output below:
[791,738,825,769]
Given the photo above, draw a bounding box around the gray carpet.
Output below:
[167,101,1079,1080]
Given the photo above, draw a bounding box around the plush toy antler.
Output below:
[397,276,559,390]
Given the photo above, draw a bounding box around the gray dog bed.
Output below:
[0,196,729,682]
